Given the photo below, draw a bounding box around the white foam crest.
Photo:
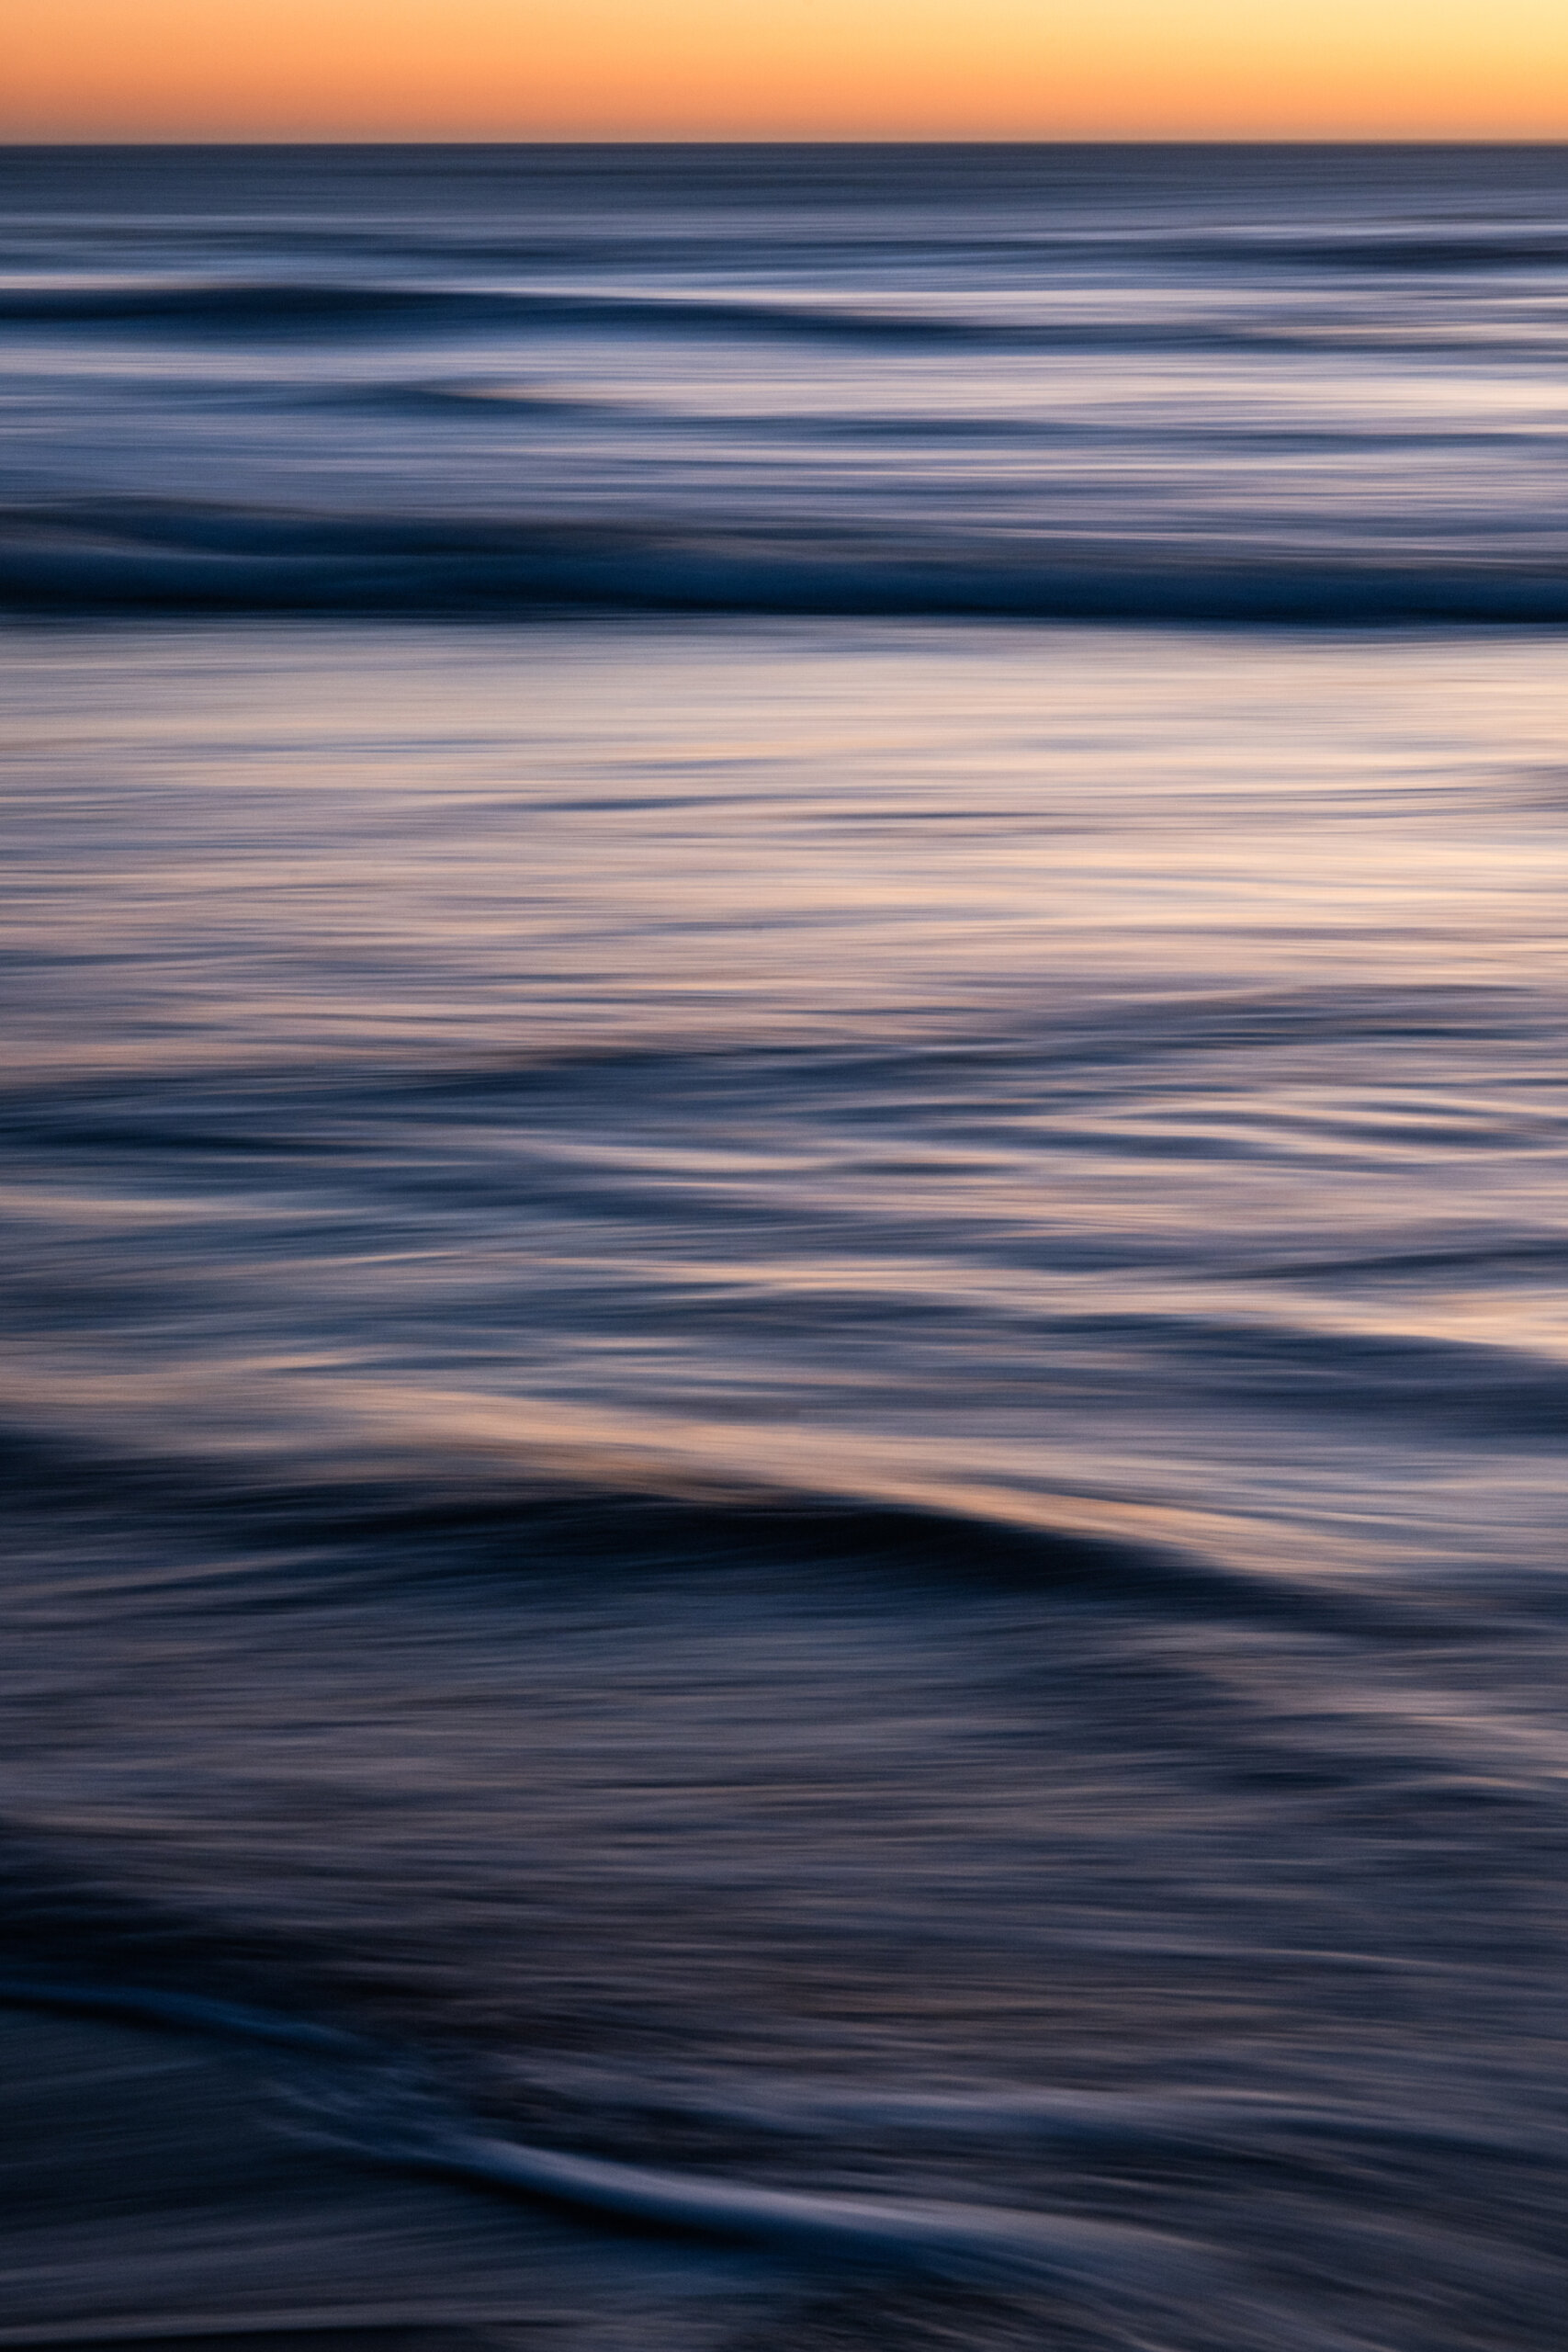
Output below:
[340,2110,1210,2296]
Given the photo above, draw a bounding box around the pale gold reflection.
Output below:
[7,627,1568,1086]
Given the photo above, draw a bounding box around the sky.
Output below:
[6,0,1568,142]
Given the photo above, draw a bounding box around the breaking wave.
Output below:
[7,499,1568,623]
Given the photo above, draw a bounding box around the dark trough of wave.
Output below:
[0,1413,1420,1650]
[8,500,1568,623]
[6,275,1564,351]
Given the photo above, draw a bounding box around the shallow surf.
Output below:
[4,143,1568,2352]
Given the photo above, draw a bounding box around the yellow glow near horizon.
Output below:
[6,0,1568,143]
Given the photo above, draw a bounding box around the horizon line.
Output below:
[6,133,1568,149]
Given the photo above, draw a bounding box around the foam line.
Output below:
[380,2120,1209,2293]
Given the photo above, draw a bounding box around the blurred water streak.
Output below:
[3,145,1568,2352]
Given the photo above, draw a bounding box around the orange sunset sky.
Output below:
[6,0,1568,141]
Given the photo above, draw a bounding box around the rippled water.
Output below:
[3,145,1568,2352]
[5,142,1568,617]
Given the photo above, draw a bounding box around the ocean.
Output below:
[2,142,1567,2352]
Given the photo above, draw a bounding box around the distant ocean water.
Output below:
[6,142,1568,620]
[3,144,1568,2352]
